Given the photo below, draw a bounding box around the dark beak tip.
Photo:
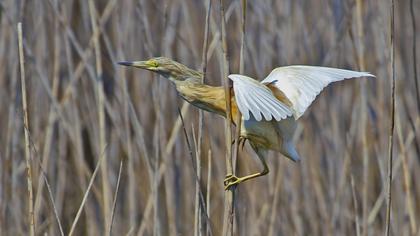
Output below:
[117,61,133,66]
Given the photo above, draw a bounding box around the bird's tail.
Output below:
[282,141,301,162]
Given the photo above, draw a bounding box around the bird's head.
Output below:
[118,57,202,84]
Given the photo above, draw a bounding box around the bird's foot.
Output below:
[223,174,242,190]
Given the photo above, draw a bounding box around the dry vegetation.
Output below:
[0,0,419,235]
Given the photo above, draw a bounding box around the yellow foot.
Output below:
[223,174,242,190]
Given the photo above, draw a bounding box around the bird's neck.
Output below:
[175,82,238,120]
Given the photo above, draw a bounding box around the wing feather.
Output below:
[262,66,375,119]
[228,74,293,121]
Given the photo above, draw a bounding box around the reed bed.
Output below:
[0,0,419,235]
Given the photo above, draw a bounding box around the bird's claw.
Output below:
[223,174,241,190]
[232,136,247,150]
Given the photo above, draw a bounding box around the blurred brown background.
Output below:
[0,0,419,235]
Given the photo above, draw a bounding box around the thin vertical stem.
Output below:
[351,174,361,236]
[121,53,137,231]
[385,0,395,235]
[197,0,212,234]
[34,0,61,226]
[219,0,234,235]
[233,0,246,170]
[88,1,110,234]
[17,22,35,236]
[355,1,369,235]
[193,126,201,236]
[178,109,213,236]
[396,111,417,234]
[410,0,419,112]
[68,147,108,236]
[206,149,212,236]
[239,0,246,75]
[108,159,124,235]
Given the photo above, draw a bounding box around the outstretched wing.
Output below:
[228,74,293,121]
[262,66,375,119]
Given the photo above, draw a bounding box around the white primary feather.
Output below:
[228,74,293,121]
[262,66,375,119]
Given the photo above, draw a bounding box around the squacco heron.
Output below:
[118,57,374,189]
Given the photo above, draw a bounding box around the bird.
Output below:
[118,57,375,189]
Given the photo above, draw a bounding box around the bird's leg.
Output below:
[224,150,269,190]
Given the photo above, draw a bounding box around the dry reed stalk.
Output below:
[47,5,120,146]
[351,174,361,236]
[331,104,359,230]
[48,0,119,102]
[152,97,162,236]
[23,124,64,236]
[63,29,99,235]
[219,0,235,235]
[137,103,190,236]
[367,137,412,225]
[68,146,108,236]
[10,8,76,149]
[385,0,395,235]
[355,1,369,235]
[119,54,137,230]
[232,2,246,232]
[109,159,124,235]
[54,135,68,236]
[178,110,213,236]
[268,169,283,236]
[233,0,246,172]
[34,5,61,226]
[410,0,419,111]
[195,0,212,234]
[160,3,179,234]
[206,149,212,236]
[88,1,111,234]
[17,22,35,236]
[3,27,18,234]
[396,111,417,234]
[192,126,202,236]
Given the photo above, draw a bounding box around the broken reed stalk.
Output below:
[385,0,395,235]
[88,0,110,234]
[219,0,234,235]
[18,22,35,236]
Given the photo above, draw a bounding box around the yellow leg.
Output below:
[223,151,269,190]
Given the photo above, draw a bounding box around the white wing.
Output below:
[228,74,293,121]
[262,66,375,119]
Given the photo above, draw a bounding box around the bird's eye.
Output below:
[150,61,159,67]
[146,60,159,68]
